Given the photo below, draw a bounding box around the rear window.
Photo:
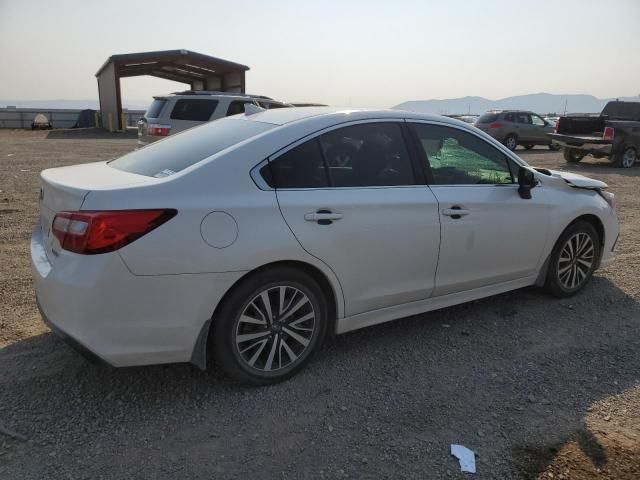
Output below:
[170,99,218,121]
[477,113,498,123]
[109,118,274,177]
[145,99,167,118]
[602,101,640,121]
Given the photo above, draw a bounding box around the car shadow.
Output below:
[1,275,639,478]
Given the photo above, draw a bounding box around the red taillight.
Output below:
[52,209,177,254]
[488,122,503,129]
[148,124,171,136]
[603,126,615,141]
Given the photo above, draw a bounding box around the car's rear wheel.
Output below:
[544,221,600,297]
[614,146,637,168]
[211,267,327,384]
[523,144,534,150]
[563,148,585,163]
[504,134,518,151]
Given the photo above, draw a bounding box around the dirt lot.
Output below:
[1,129,639,479]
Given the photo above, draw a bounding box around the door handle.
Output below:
[442,206,469,219]
[304,210,343,225]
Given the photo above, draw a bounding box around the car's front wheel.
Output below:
[211,267,327,384]
[545,221,600,297]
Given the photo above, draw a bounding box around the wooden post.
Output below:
[120,112,126,132]
[94,111,100,128]
[108,112,113,132]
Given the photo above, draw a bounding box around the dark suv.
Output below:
[475,110,558,151]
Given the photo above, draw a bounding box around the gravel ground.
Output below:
[0,129,639,479]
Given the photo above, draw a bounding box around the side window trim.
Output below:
[404,120,434,185]
[406,120,524,187]
[263,119,418,190]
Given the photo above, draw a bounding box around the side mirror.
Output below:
[518,167,537,199]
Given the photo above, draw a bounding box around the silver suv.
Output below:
[137,91,291,147]
[474,110,559,151]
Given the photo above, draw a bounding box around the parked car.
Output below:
[136,91,290,147]
[475,110,559,151]
[31,113,52,130]
[548,101,640,168]
[32,107,618,384]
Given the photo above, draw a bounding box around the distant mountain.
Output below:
[0,99,149,110]
[394,93,640,116]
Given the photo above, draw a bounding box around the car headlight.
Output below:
[600,190,615,209]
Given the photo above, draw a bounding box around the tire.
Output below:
[549,143,561,151]
[211,267,328,384]
[544,221,600,298]
[614,146,637,168]
[504,134,518,151]
[523,144,534,150]
[563,148,585,163]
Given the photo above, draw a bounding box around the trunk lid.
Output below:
[39,162,156,261]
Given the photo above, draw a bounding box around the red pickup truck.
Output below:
[548,101,640,168]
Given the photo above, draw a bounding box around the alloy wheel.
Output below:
[557,232,595,290]
[234,285,316,372]
[505,136,517,150]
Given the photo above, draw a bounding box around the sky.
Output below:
[0,0,639,108]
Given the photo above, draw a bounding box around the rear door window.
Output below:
[263,140,329,188]
[515,113,531,124]
[504,113,515,122]
[318,123,415,187]
[169,99,218,121]
[265,122,416,189]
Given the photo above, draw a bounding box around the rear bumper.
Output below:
[31,224,244,367]
[37,296,109,365]
[547,134,612,155]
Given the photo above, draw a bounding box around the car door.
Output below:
[166,98,219,133]
[408,121,551,296]
[271,121,441,316]
[530,113,552,142]
[514,112,534,142]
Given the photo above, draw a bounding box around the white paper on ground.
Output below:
[450,444,476,473]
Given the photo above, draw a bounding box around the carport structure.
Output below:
[96,49,250,131]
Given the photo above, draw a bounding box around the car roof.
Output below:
[162,90,271,99]
[236,106,470,127]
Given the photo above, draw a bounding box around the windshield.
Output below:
[109,118,275,177]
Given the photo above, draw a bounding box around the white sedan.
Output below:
[31,107,618,384]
